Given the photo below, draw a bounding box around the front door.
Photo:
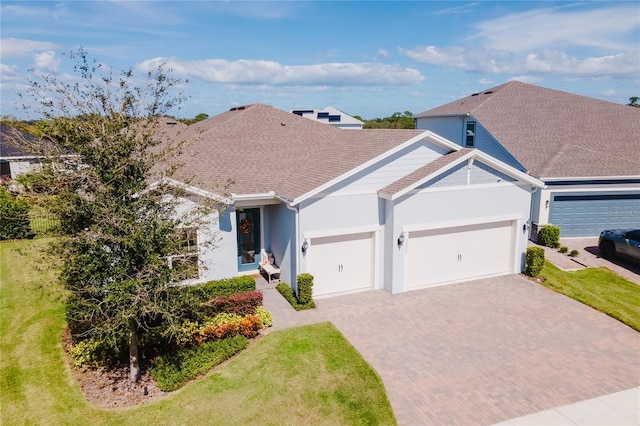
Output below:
[237,208,261,272]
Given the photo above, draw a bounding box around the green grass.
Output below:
[540,262,640,332]
[1,239,396,425]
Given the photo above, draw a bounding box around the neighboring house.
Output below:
[0,124,40,179]
[291,106,364,129]
[414,81,640,237]
[161,103,543,298]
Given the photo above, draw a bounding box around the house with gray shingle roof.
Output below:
[415,81,640,237]
[291,106,364,130]
[0,124,41,179]
[163,103,543,297]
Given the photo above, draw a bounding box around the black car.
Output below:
[598,229,640,263]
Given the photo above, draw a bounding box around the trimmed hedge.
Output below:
[176,276,257,321]
[537,225,560,248]
[150,335,248,391]
[297,273,314,305]
[524,246,545,277]
[276,281,315,311]
[184,275,256,298]
[202,290,263,316]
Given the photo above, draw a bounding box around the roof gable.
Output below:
[379,148,544,200]
[415,81,640,179]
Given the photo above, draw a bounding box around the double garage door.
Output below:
[406,220,515,290]
[549,193,640,237]
[307,232,374,297]
[306,221,516,296]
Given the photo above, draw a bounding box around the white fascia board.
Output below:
[386,150,476,201]
[291,131,461,206]
[472,151,545,188]
[150,178,233,204]
[542,175,640,182]
[231,191,276,201]
[384,149,545,201]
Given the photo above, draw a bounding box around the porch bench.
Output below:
[259,250,280,283]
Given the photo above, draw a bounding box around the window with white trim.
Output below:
[169,227,199,280]
[466,121,476,148]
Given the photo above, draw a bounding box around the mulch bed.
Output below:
[62,328,166,409]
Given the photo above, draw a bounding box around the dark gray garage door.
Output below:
[549,192,640,237]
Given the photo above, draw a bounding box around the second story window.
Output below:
[466,122,476,148]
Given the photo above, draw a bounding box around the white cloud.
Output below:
[137,58,424,86]
[434,2,479,16]
[509,76,544,84]
[471,4,640,52]
[377,49,389,58]
[0,38,61,59]
[601,89,616,96]
[0,63,20,82]
[401,4,640,81]
[402,45,639,78]
[478,78,494,85]
[33,50,60,71]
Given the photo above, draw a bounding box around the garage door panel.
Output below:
[549,193,640,237]
[309,232,374,297]
[407,221,513,290]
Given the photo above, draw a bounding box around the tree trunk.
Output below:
[128,321,140,383]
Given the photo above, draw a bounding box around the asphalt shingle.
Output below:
[415,81,640,179]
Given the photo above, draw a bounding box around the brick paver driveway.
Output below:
[307,274,640,425]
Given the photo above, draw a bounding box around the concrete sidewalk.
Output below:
[495,386,639,425]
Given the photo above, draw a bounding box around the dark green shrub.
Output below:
[297,273,314,305]
[0,186,31,240]
[524,246,545,277]
[185,276,256,298]
[569,249,579,257]
[276,282,315,311]
[150,335,248,391]
[537,225,560,248]
[176,276,257,321]
[559,246,568,253]
[276,282,297,304]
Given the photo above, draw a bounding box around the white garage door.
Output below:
[308,232,374,297]
[407,221,514,290]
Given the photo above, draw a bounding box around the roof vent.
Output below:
[229,105,247,111]
[166,121,177,125]
[471,93,479,96]
[483,91,493,95]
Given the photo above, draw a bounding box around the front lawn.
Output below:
[540,262,640,332]
[1,239,396,425]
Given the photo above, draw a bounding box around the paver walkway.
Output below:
[260,274,640,425]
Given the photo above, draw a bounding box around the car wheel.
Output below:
[600,241,616,259]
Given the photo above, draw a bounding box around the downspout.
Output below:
[283,201,300,287]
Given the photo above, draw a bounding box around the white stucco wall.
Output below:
[389,182,532,293]
[173,196,238,283]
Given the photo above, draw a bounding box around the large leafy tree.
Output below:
[14,49,215,382]
[362,111,415,129]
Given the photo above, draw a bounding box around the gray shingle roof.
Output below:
[415,81,640,179]
[171,104,424,201]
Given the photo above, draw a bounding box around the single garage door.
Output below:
[407,221,514,290]
[308,232,374,297]
[549,193,640,237]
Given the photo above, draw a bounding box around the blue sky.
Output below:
[1,1,639,120]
